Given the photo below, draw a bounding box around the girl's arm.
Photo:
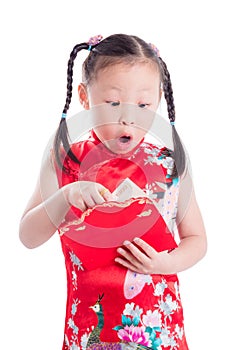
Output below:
[19,152,114,249]
[115,183,207,274]
[167,187,207,273]
[19,152,71,249]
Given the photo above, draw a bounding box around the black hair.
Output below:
[53,34,186,178]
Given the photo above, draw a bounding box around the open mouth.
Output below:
[119,135,131,143]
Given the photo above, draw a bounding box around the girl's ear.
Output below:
[155,86,163,110]
[78,83,90,109]
[159,84,163,101]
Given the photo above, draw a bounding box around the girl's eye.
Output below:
[138,103,150,109]
[106,101,120,107]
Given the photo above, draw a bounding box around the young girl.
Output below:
[19,34,207,350]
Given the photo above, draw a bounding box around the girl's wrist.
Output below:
[159,250,178,275]
[61,184,72,208]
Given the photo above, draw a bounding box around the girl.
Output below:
[19,34,207,350]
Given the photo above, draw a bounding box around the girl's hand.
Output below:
[115,237,175,275]
[64,181,116,212]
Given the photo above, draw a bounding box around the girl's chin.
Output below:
[104,139,137,154]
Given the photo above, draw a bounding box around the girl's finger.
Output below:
[132,237,158,258]
[74,200,86,212]
[82,192,96,208]
[115,256,141,272]
[69,193,86,211]
[122,241,150,264]
[117,247,141,265]
[92,189,107,205]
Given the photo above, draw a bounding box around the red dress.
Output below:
[54,131,189,350]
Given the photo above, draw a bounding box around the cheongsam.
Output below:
[54,131,189,350]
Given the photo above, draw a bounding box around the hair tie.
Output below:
[61,113,67,119]
[148,43,160,57]
[170,121,175,126]
[87,34,103,51]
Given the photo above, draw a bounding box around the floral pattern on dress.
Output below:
[130,142,180,234]
[114,303,162,349]
[64,252,84,349]
[69,251,84,291]
[144,180,180,234]
[56,135,188,350]
[114,277,185,350]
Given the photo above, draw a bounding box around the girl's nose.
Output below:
[119,118,134,125]
[118,106,135,125]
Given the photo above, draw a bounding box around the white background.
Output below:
[0,1,233,349]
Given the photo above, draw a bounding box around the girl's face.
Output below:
[78,62,161,154]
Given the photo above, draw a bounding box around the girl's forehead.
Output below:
[98,61,158,75]
[93,62,160,87]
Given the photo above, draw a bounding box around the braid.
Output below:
[158,58,175,122]
[54,43,89,172]
[63,43,88,114]
[159,57,186,178]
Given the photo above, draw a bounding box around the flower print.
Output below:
[144,146,161,157]
[144,183,159,200]
[143,144,177,181]
[145,155,161,166]
[65,334,70,346]
[175,324,184,340]
[68,318,74,328]
[68,318,79,335]
[142,274,153,285]
[81,332,90,350]
[69,252,84,271]
[117,325,152,347]
[144,184,153,197]
[157,294,178,317]
[123,303,143,318]
[160,328,170,346]
[72,270,78,290]
[142,310,162,328]
[71,299,81,316]
[131,305,143,319]
[173,281,180,301]
[70,335,80,350]
[143,147,163,166]
[123,302,135,316]
[154,279,167,296]
[162,157,174,174]
[115,306,162,349]
[160,328,177,348]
